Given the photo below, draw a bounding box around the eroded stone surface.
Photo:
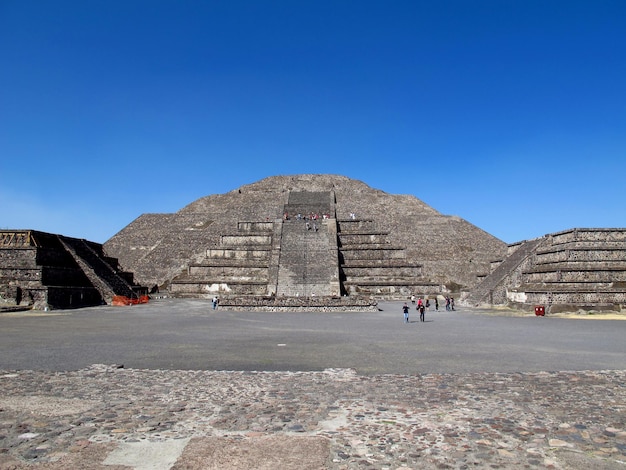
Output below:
[0,366,624,469]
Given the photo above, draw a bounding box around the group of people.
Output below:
[403,298,427,323]
[284,212,331,221]
[282,212,356,221]
[404,294,456,323]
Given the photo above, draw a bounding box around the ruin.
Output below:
[0,230,146,310]
[104,175,507,306]
[467,228,626,312]
[3,175,624,313]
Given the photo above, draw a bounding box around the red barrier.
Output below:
[112,295,149,306]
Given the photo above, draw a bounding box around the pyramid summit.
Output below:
[104,174,506,300]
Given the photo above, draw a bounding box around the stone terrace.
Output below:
[0,230,144,310]
[469,228,626,312]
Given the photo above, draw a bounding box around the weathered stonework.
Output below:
[0,230,145,310]
[467,228,626,312]
[104,175,507,300]
[2,176,623,313]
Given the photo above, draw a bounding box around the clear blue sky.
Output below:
[1,1,624,244]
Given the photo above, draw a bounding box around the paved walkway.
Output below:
[0,301,624,469]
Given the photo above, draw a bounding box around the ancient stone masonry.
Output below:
[0,230,145,310]
[105,175,507,301]
[169,191,340,298]
[337,219,439,297]
[467,228,626,312]
[169,221,274,298]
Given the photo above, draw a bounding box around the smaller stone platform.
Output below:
[219,296,379,312]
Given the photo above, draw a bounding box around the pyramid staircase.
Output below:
[465,237,544,306]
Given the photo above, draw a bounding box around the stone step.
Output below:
[338,234,390,244]
[340,260,423,268]
[342,266,422,277]
[336,220,376,233]
[524,270,626,283]
[535,250,626,263]
[236,221,274,232]
[519,282,626,292]
[206,248,271,260]
[340,248,406,261]
[537,241,626,252]
[189,259,269,268]
[526,263,626,273]
[171,279,268,285]
[518,290,626,306]
[188,265,269,278]
[220,234,273,246]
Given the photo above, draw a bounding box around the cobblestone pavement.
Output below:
[0,365,625,469]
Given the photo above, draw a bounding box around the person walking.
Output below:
[402,303,410,323]
[435,297,439,311]
[212,296,219,310]
[419,303,426,322]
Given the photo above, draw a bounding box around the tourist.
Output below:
[451,297,455,311]
[435,298,439,311]
[445,296,450,311]
[411,295,415,305]
[212,296,219,310]
[402,303,409,323]
[419,303,426,322]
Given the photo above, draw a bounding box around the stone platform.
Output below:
[219,296,379,312]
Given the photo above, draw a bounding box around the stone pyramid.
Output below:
[104,174,507,299]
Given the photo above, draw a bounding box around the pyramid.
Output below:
[104,174,507,299]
